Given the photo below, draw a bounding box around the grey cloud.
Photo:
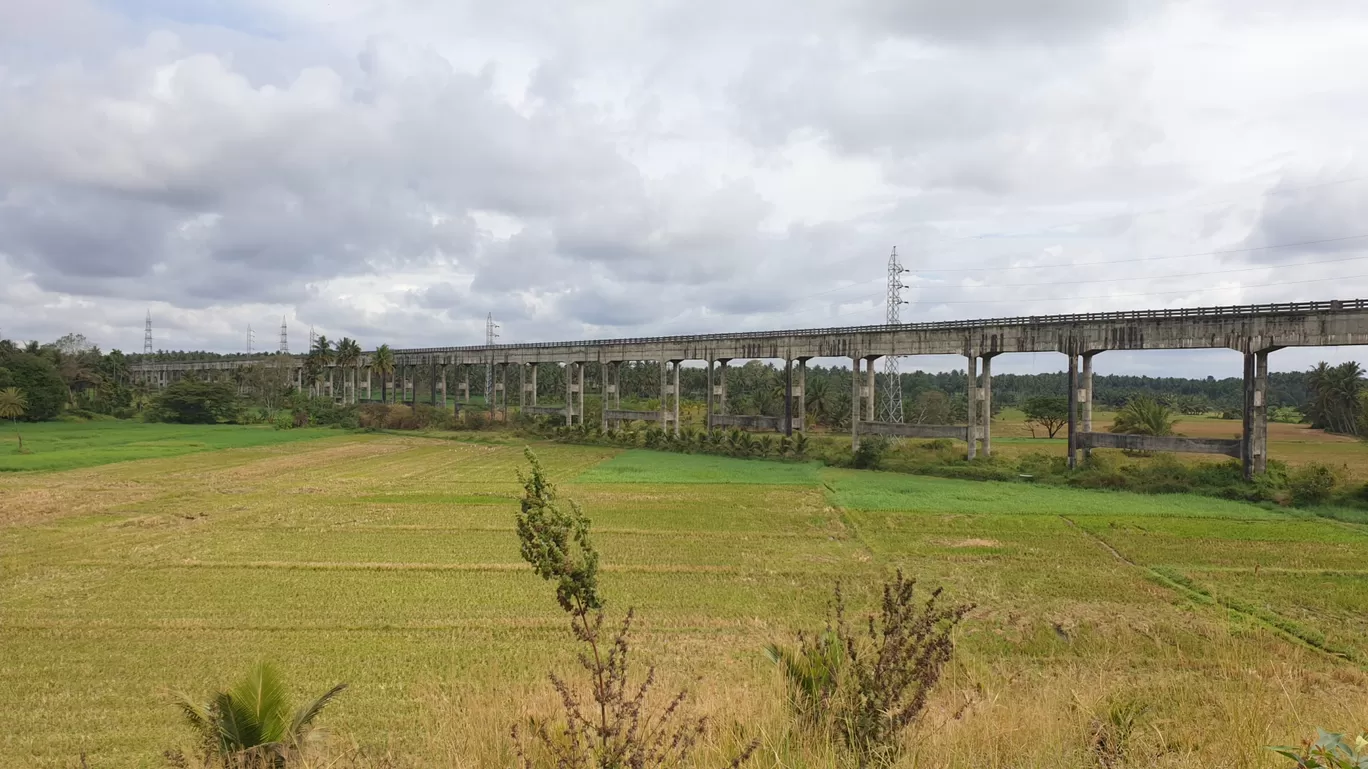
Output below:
[860,0,1161,44]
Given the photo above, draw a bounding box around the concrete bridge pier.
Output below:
[565,362,579,426]
[965,355,978,460]
[850,355,863,449]
[784,359,794,436]
[607,361,622,429]
[459,366,470,405]
[671,361,681,435]
[795,358,807,432]
[708,359,731,433]
[1242,348,1276,479]
[972,354,996,458]
[436,363,447,408]
[497,363,509,420]
[1067,354,1079,469]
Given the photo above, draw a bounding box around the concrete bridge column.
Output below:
[437,364,447,408]
[706,359,715,432]
[1067,354,1080,469]
[499,363,510,420]
[658,360,668,430]
[430,362,438,406]
[796,358,807,431]
[530,363,539,406]
[784,359,794,436]
[966,355,978,460]
[981,354,994,457]
[566,362,575,426]
[671,361,681,436]
[460,366,470,405]
[406,366,414,404]
[865,357,877,423]
[712,359,730,429]
[1243,350,1272,479]
[851,356,862,450]
[612,362,622,428]
[578,363,587,428]
[1081,353,1096,433]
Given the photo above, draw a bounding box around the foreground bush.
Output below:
[767,573,972,767]
[512,449,754,769]
[1272,729,1368,768]
[169,662,346,768]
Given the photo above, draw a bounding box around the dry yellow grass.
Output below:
[1,430,1366,768]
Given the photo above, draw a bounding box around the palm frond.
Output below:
[287,682,348,746]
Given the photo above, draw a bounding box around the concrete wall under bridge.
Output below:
[130,299,1368,478]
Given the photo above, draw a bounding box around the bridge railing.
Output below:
[392,298,1368,355]
[129,298,1368,365]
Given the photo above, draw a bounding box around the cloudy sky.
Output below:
[2,0,1367,376]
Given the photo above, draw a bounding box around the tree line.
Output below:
[3,333,1365,437]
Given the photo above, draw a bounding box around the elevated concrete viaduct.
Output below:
[131,299,1368,478]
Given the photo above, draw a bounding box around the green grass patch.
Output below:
[823,469,1285,518]
[0,421,339,473]
[575,449,822,485]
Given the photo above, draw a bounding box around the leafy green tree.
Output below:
[0,350,66,420]
[909,390,953,425]
[172,662,346,768]
[148,379,241,424]
[1111,396,1176,436]
[1022,396,1069,438]
[0,387,27,451]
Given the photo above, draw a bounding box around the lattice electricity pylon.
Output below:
[485,313,499,405]
[279,316,289,354]
[879,246,909,423]
[247,325,255,355]
[144,310,154,355]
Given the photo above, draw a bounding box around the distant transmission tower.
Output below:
[279,316,289,354]
[247,325,255,355]
[879,247,908,423]
[485,313,499,403]
[308,325,317,352]
[143,310,153,355]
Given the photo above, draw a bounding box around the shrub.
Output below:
[383,405,416,430]
[464,409,488,430]
[767,573,971,767]
[1271,729,1368,768]
[358,404,390,429]
[851,435,888,470]
[511,450,755,769]
[1289,463,1340,507]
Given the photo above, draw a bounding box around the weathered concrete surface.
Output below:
[604,409,667,423]
[1078,432,1243,457]
[524,405,568,417]
[860,422,969,440]
[128,299,1368,374]
[710,414,799,431]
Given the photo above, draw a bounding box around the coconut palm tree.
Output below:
[1306,361,1364,435]
[0,387,27,452]
[335,338,361,404]
[1111,396,1177,436]
[173,662,346,768]
[310,336,335,400]
[372,345,396,403]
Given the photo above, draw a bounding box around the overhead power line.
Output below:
[917,233,1368,273]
